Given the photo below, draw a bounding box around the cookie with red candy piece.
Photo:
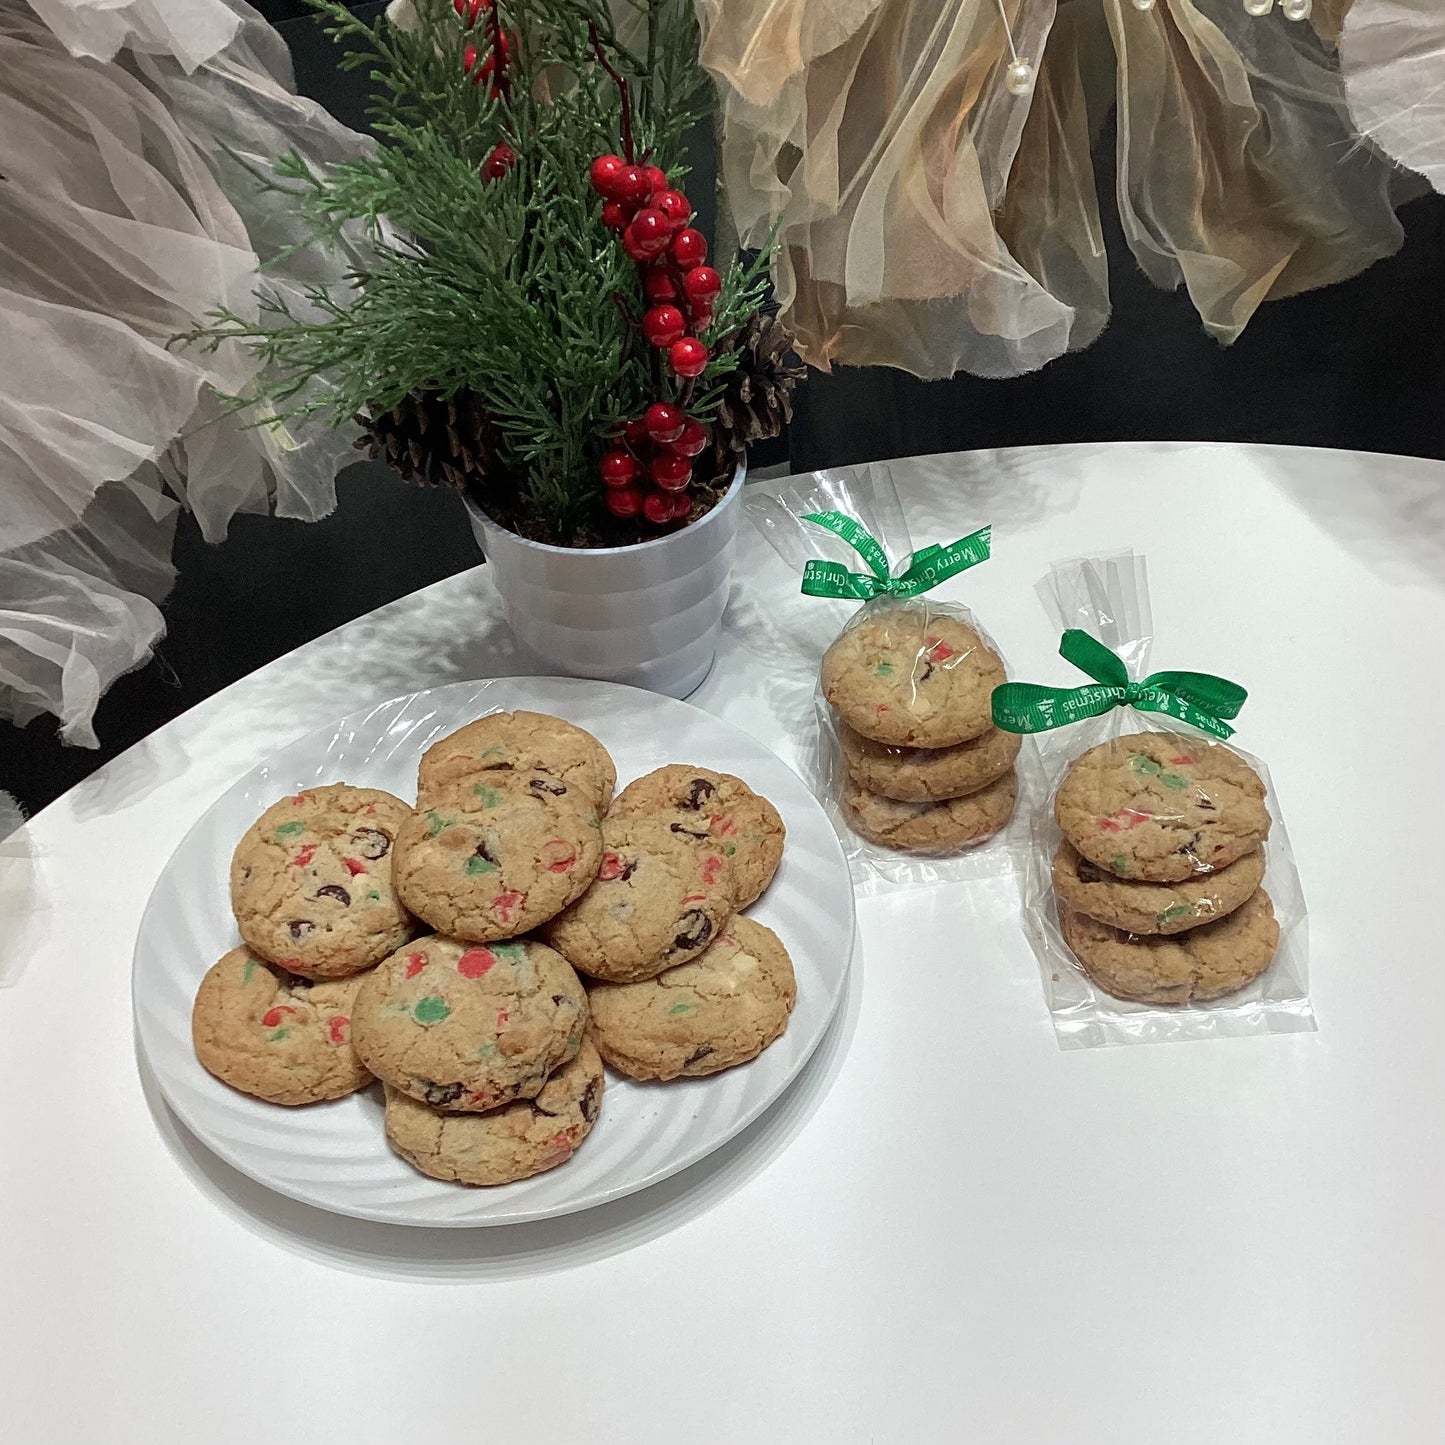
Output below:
[392,777,601,942]
[609,764,784,907]
[352,935,587,1112]
[383,1038,604,1186]
[191,947,373,1105]
[820,606,1006,748]
[1054,732,1270,884]
[230,784,416,980]
[545,815,734,983]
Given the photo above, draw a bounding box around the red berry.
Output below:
[615,165,651,206]
[622,230,652,262]
[671,228,708,269]
[480,142,515,181]
[671,419,709,458]
[626,208,671,258]
[642,490,675,526]
[601,199,627,231]
[456,0,489,24]
[644,402,685,444]
[668,337,709,378]
[463,42,479,73]
[669,491,694,521]
[653,189,692,229]
[590,154,626,197]
[651,452,693,491]
[600,450,639,488]
[643,268,678,303]
[688,300,713,331]
[605,485,644,519]
[641,164,669,197]
[683,265,722,302]
[623,418,651,449]
[642,305,686,348]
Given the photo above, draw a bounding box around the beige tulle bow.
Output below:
[698,0,1409,378]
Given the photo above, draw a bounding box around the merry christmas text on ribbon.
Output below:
[990,630,1247,739]
[799,513,991,600]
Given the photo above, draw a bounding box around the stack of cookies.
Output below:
[190,710,798,1190]
[820,606,1019,852]
[1049,731,1280,1005]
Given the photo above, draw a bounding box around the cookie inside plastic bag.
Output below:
[747,462,1018,888]
[994,552,1313,1049]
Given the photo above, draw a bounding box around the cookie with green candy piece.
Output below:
[1058,888,1280,1004]
[383,1038,605,1186]
[587,917,796,1081]
[191,946,373,1105]
[392,777,601,942]
[841,767,1016,853]
[230,783,416,980]
[609,764,785,907]
[821,606,1006,748]
[1054,731,1270,884]
[1052,840,1265,936]
[416,710,616,813]
[351,934,587,1112]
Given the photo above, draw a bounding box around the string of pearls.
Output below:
[1001,0,1314,95]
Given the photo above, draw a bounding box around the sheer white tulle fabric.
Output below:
[697,0,1407,378]
[1341,0,1445,195]
[0,2,372,745]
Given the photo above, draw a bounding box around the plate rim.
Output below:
[132,676,856,1228]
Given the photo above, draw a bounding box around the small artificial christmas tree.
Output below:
[182,0,790,546]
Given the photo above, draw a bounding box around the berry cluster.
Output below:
[456,0,512,99]
[589,155,722,525]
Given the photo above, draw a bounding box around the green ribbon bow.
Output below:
[991,630,1247,739]
[799,512,991,600]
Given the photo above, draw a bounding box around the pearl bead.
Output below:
[1131,0,1156,10]
[1281,0,1311,17]
[1242,0,1274,14]
[1004,58,1035,96]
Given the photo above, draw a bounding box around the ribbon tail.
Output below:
[1059,629,1130,688]
[1145,670,1248,721]
[1133,689,1237,739]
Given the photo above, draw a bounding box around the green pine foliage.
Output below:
[179,0,769,543]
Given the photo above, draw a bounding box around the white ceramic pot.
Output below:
[464,461,745,698]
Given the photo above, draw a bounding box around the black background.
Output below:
[4,1,1443,814]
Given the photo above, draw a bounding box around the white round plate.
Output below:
[133,678,855,1227]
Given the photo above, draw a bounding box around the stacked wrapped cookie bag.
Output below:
[992,554,1313,1049]
[190,710,799,1189]
[748,462,1017,883]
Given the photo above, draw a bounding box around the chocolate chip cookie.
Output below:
[230,783,416,979]
[383,1038,604,1187]
[352,935,587,1112]
[820,605,1006,747]
[392,779,601,942]
[841,768,1016,852]
[191,946,373,1105]
[1055,732,1270,883]
[838,721,1021,802]
[1059,888,1280,1004]
[610,764,785,907]
[416,711,616,813]
[588,918,796,1081]
[1053,840,1265,935]
[545,814,734,983]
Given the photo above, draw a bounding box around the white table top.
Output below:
[4,442,1445,1445]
